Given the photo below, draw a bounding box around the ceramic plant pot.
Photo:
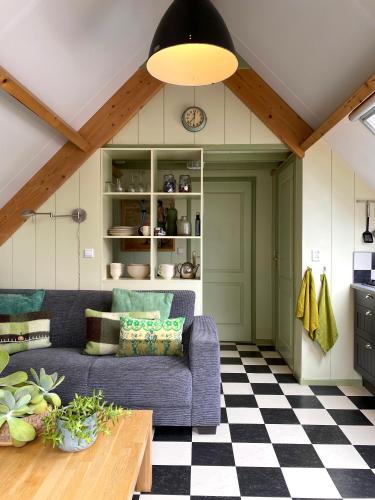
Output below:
[56,414,97,452]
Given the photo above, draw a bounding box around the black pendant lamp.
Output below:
[147,0,238,86]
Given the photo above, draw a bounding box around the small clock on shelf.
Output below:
[181,106,207,132]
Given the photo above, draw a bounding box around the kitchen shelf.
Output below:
[103,236,151,239]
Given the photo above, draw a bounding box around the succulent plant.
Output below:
[28,368,65,411]
[0,351,28,389]
[0,387,35,446]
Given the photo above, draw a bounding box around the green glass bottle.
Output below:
[166,207,177,236]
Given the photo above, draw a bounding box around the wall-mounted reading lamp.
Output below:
[21,208,87,223]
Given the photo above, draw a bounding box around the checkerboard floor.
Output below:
[133,342,375,499]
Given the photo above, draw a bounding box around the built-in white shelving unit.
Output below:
[100,147,203,312]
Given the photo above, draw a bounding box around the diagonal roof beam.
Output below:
[300,72,375,151]
[0,68,164,246]
[225,69,313,158]
[0,66,90,151]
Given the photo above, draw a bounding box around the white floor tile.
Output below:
[280,383,314,395]
[220,350,240,357]
[237,344,259,350]
[338,385,372,396]
[139,496,190,500]
[294,409,336,425]
[317,395,357,410]
[266,424,311,444]
[282,467,340,499]
[314,444,369,469]
[191,466,240,496]
[152,442,192,466]
[241,498,291,500]
[241,357,267,365]
[192,423,232,443]
[255,395,291,409]
[226,407,264,424]
[222,382,253,395]
[261,351,281,358]
[233,442,279,467]
[362,409,375,425]
[270,365,292,374]
[247,373,278,384]
[340,425,375,445]
[220,394,226,407]
[220,364,246,373]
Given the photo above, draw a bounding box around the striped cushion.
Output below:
[118,317,185,357]
[84,309,160,355]
[0,312,51,354]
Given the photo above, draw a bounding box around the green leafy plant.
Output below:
[42,391,126,448]
[0,351,64,446]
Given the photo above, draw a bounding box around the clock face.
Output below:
[181,107,207,132]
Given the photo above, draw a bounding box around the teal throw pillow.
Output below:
[111,290,173,321]
[0,290,45,315]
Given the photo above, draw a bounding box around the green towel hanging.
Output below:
[315,273,338,353]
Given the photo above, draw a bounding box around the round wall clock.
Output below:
[181,106,207,132]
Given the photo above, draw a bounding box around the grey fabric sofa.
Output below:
[2,289,221,433]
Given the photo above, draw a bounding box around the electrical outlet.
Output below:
[83,248,95,259]
[177,247,184,255]
[311,249,320,262]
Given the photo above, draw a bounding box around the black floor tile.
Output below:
[251,383,283,395]
[150,465,191,495]
[220,344,238,351]
[153,426,192,442]
[191,497,240,500]
[224,395,257,408]
[274,374,297,384]
[257,345,276,351]
[310,385,344,395]
[220,357,243,365]
[192,442,235,466]
[229,423,270,443]
[328,409,373,425]
[237,350,262,357]
[244,365,272,373]
[264,358,286,365]
[303,424,350,444]
[355,445,375,468]
[260,408,299,424]
[221,407,228,423]
[273,443,323,467]
[237,467,290,497]
[349,395,375,409]
[286,395,324,409]
[328,468,375,498]
[221,373,249,383]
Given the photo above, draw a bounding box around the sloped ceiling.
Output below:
[0,0,374,209]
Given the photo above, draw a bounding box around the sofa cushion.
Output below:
[87,354,192,409]
[4,348,94,405]
[112,289,173,320]
[0,311,51,354]
[0,289,45,315]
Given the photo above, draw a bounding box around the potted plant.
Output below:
[0,351,64,447]
[42,391,125,452]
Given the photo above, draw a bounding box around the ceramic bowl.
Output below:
[127,264,150,280]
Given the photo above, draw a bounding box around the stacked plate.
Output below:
[108,226,138,236]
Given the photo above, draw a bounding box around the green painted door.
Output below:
[276,162,294,367]
[203,179,252,342]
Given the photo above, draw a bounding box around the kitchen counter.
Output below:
[351,283,375,293]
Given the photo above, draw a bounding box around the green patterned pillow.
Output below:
[0,312,51,354]
[118,317,185,357]
[84,309,161,355]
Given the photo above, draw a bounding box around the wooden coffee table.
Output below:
[0,409,152,500]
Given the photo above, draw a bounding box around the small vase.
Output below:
[57,414,97,452]
[166,207,177,236]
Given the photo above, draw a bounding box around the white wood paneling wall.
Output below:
[300,140,375,382]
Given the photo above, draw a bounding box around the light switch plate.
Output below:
[177,247,184,255]
[83,248,95,259]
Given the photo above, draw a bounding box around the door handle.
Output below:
[365,343,373,350]
[365,310,373,317]
[365,294,374,300]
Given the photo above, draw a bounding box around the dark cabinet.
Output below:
[354,289,375,386]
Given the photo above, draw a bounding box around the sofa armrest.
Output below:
[189,316,221,427]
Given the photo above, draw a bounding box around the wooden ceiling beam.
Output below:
[0,66,90,152]
[301,72,375,151]
[225,69,313,158]
[0,68,164,246]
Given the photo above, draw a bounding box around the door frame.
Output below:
[203,176,257,344]
[272,154,303,371]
